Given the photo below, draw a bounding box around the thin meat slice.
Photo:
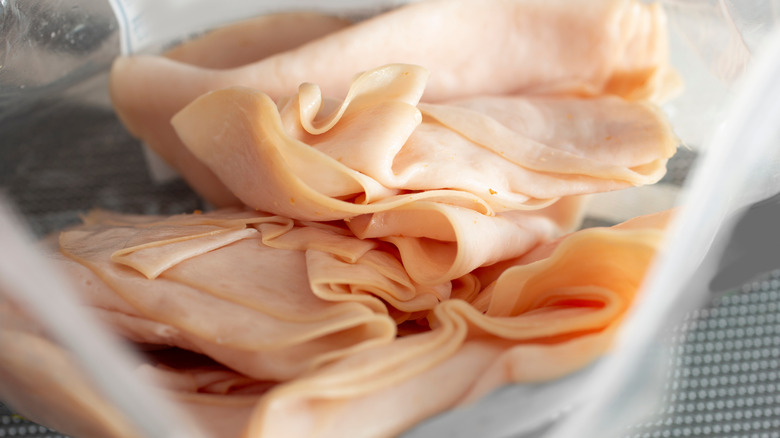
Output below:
[346,196,586,285]
[417,95,677,195]
[44,206,671,438]
[111,0,679,207]
[115,13,352,207]
[171,64,676,220]
[240,212,670,438]
[52,201,581,382]
[163,13,352,69]
[58,211,397,380]
[134,353,275,438]
[113,0,678,108]
[112,227,257,280]
[173,66,599,286]
[170,67,484,221]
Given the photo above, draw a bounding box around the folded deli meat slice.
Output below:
[113,12,353,207]
[58,210,397,380]
[241,212,671,438]
[171,65,676,220]
[163,13,352,70]
[49,207,671,438]
[165,12,352,206]
[346,196,586,285]
[113,0,678,108]
[136,359,271,438]
[111,0,679,207]
[59,200,581,321]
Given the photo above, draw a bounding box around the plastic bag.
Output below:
[2,1,780,437]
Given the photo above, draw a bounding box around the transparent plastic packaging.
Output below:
[2,1,780,437]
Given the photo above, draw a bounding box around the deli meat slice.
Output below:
[240,212,671,438]
[112,0,678,106]
[110,0,680,207]
[111,12,353,207]
[345,196,587,285]
[49,207,670,438]
[171,64,676,221]
[163,13,351,70]
[58,210,398,380]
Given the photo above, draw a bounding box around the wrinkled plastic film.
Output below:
[0,0,120,119]
[547,25,780,438]
[660,0,779,150]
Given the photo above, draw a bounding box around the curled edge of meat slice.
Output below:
[110,12,354,207]
[240,210,673,438]
[110,0,681,208]
[1,206,673,438]
[171,63,677,221]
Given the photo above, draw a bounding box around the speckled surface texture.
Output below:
[623,272,780,438]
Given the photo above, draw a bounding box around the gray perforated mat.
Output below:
[625,273,780,438]
[0,403,64,438]
[0,99,203,238]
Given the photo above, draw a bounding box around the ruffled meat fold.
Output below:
[49,207,671,438]
[171,64,677,221]
[110,0,680,207]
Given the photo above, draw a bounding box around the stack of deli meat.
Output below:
[1,0,684,437]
